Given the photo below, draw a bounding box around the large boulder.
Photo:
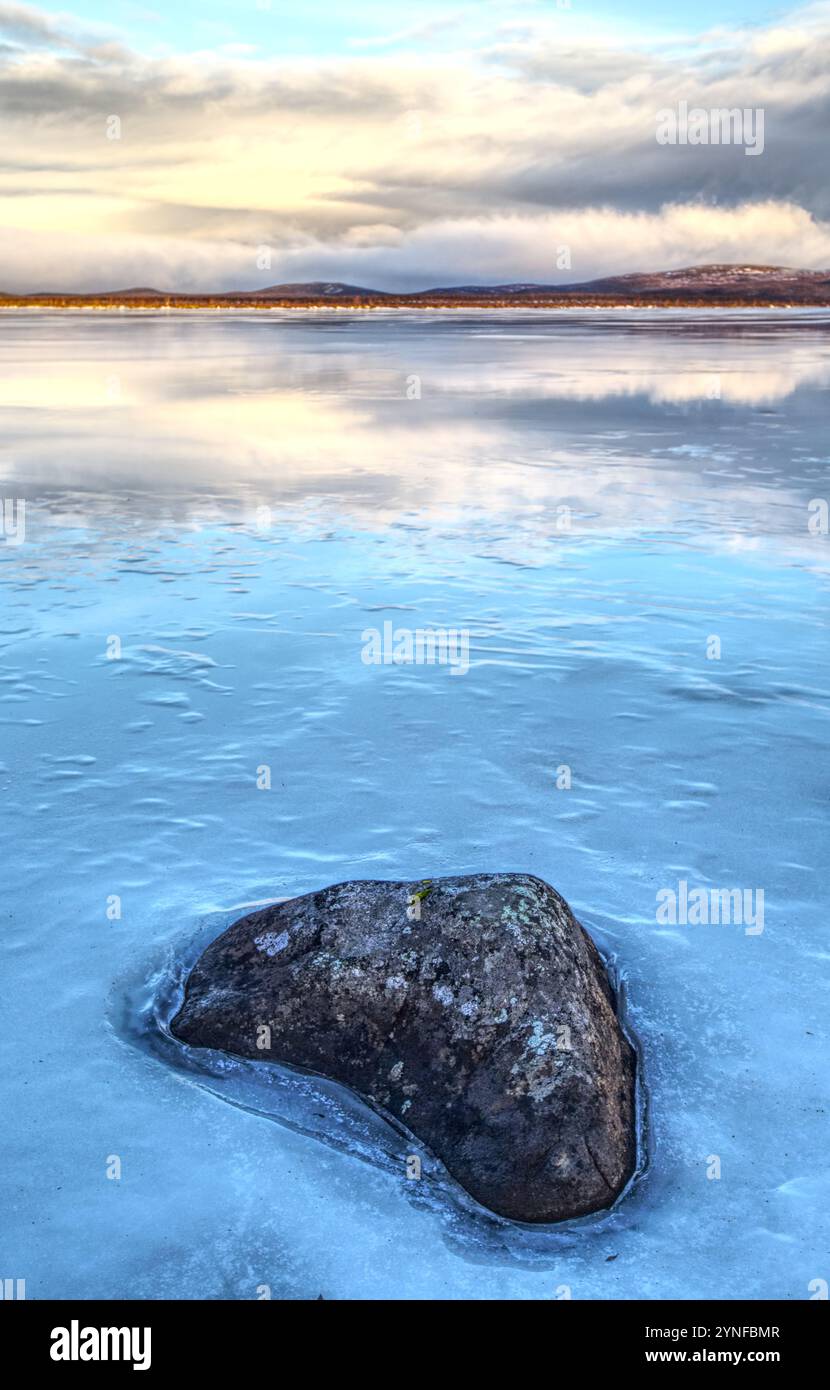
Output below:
[170,873,637,1223]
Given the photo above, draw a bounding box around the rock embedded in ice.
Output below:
[170,873,637,1224]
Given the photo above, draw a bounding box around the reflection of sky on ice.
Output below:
[2,311,829,558]
[1,311,828,1299]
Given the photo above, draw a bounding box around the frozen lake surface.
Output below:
[1,310,828,1300]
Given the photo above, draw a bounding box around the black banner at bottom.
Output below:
[2,1298,825,1375]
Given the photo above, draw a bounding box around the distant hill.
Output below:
[3,265,830,308]
[249,281,383,299]
[415,265,830,300]
[560,264,830,296]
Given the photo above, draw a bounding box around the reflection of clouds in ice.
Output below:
[421,335,830,407]
[522,363,830,406]
[1,314,829,562]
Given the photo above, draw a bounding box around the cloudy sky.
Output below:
[2,0,829,290]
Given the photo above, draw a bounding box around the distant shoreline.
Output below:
[2,298,830,312]
[3,265,828,312]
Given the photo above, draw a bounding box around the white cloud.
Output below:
[2,200,829,292]
[0,2,829,287]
